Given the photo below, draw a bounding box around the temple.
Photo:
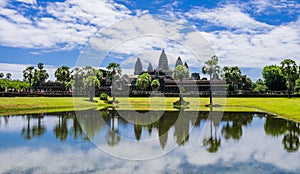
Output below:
[100,50,250,96]
[133,50,189,77]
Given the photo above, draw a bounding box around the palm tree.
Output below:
[280,59,299,98]
[5,73,11,80]
[23,66,35,86]
[38,63,44,70]
[202,55,221,106]
[0,72,4,78]
[107,63,122,102]
[172,65,189,103]
[33,63,49,89]
[222,66,242,91]
[55,66,71,86]
[202,55,220,80]
[107,62,122,79]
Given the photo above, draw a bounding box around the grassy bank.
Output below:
[0,97,299,122]
[0,97,104,115]
[114,97,300,121]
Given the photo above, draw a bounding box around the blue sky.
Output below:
[0,0,299,81]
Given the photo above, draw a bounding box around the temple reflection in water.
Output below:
[1,110,299,153]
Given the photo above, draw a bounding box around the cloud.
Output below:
[248,0,300,14]
[181,4,300,77]
[79,14,214,73]
[0,0,131,51]
[201,18,300,69]
[186,5,273,33]
[15,0,36,4]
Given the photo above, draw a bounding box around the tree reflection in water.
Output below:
[202,110,222,153]
[105,109,120,146]
[264,116,300,152]
[21,114,46,140]
[13,110,300,153]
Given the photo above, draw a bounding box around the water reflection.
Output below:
[21,114,46,140]
[1,111,300,173]
[1,110,299,154]
[264,117,300,152]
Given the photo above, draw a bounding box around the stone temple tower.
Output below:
[134,58,143,75]
[158,50,169,71]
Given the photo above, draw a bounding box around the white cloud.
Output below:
[182,4,300,73]
[15,0,36,4]
[80,14,214,73]
[201,18,300,69]
[249,0,300,13]
[186,5,273,33]
[0,0,131,50]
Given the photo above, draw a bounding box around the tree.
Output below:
[136,73,151,90]
[107,63,122,102]
[262,65,286,91]
[202,55,221,80]
[23,66,35,86]
[222,66,242,91]
[33,63,49,88]
[5,73,11,80]
[295,78,300,92]
[107,62,122,80]
[84,76,100,101]
[55,66,71,86]
[280,59,299,98]
[173,65,189,102]
[34,69,49,84]
[38,63,44,70]
[0,73,4,78]
[253,79,267,93]
[151,79,160,91]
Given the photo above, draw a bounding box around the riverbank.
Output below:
[0,97,299,122]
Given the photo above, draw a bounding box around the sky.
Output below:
[0,0,299,81]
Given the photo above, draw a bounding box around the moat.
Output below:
[0,110,299,173]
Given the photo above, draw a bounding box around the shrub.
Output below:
[100,93,108,102]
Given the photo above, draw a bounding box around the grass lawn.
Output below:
[0,97,105,115]
[0,96,299,122]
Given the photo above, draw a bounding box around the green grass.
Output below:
[0,96,299,122]
[0,97,106,115]
[113,97,300,122]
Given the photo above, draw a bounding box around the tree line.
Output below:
[1,57,300,99]
[201,56,300,98]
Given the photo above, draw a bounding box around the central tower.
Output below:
[158,50,169,71]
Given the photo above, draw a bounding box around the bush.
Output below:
[100,93,108,102]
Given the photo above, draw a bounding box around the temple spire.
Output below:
[175,56,183,68]
[158,49,169,71]
[147,63,153,72]
[134,58,143,75]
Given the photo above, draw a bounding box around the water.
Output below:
[0,110,299,174]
